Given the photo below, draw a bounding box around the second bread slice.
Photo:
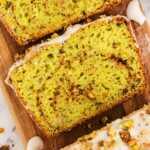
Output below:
[6,16,146,137]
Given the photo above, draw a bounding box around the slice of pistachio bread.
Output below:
[6,16,145,137]
[0,0,124,45]
[61,105,150,150]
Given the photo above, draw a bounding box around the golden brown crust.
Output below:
[5,16,146,138]
[0,0,129,46]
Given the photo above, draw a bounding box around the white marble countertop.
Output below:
[0,0,150,150]
[0,88,24,149]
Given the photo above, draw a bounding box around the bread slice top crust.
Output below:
[6,16,146,137]
[0,0,123,45]
[61,105,150,150]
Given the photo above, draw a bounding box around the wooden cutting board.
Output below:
[0,25,37,148]
[0,4,150,150]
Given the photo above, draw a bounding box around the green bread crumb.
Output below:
[10,18,145,136]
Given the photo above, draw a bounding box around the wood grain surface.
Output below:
[0,24,37,149]
[0,3,150,150]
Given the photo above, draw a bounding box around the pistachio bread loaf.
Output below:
[61,105,150,150]
[6,16,145,137]
[0,0,125,45]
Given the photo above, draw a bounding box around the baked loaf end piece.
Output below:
[0,0,123,45]
[61,105,150,150]
[7,16,145,137]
